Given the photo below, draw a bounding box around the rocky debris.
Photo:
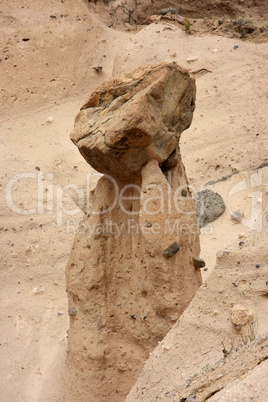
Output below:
[66,62,202,400]
[194,189,225,227]
[232,18,256,38]
[104,0,268,26]
[189,16,268,42]
[158,8,177,16]
[163,242,180,258]
[151,12,184,25]
[192,255,206,269]
[70,62,196,180]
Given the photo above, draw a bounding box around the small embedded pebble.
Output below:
[239,241,244,246]
[47,116,53,123]
[187,56,199,63]
[193,255,206,269]
[32,287,45,295]
[204,267,208,271]
[58,311,63,315]
[231,211,243,223]
[68,307,77,317]
[232,282,238,287]
[118,365,126,372]
[255,264,260,268]
[181,189,187,197]
[163,26,174,31]
[162,344,171,351]
[233,45,239,49]
[230,304,252,326]
[163,242,180,258]
[92,65,102,72]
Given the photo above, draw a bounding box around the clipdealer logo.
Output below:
[5,169,264,232]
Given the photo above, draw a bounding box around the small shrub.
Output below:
[183,18,191,32]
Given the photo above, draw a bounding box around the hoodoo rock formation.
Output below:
[66,62,202,400]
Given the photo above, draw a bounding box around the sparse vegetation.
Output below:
[183,17,191,32]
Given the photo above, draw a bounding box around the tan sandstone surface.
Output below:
[0,0,267,401]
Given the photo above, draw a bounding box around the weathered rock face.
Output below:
[66,62,202,401]
[70,62,196,180]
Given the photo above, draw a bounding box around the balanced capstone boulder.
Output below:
[70,62,196,179]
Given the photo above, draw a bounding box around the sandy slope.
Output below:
[0,1,126,400]
[0,0,267,400]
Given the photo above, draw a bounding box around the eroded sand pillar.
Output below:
[66,62,202,400]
